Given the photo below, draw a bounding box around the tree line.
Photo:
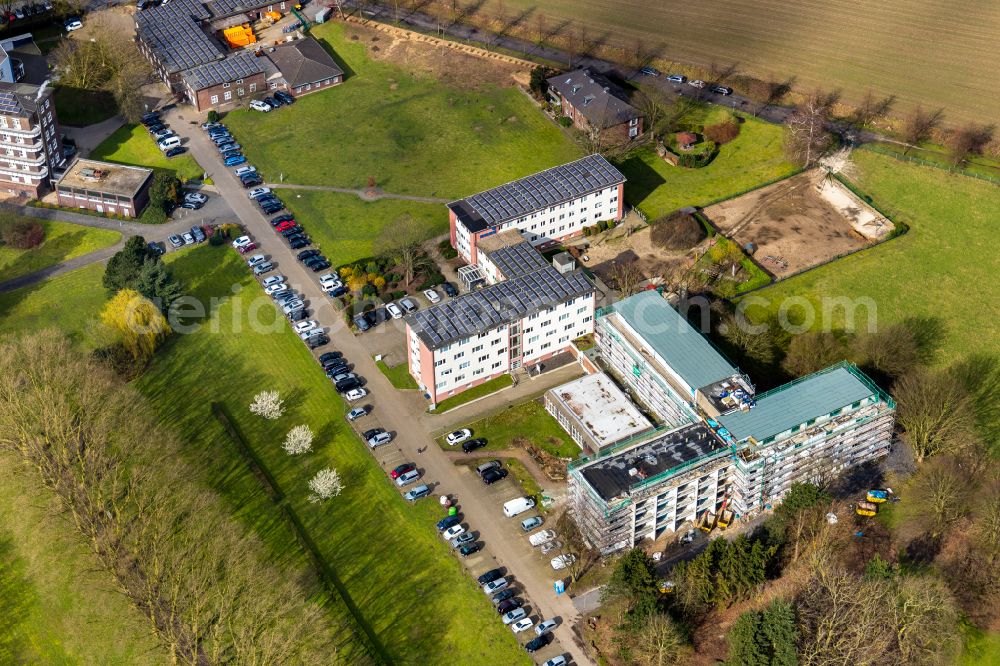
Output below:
[0,332,359,664]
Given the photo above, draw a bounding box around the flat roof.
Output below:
[407,265,594,350]
[606,291,738,394]
[580,422,723,502]
[548,373,653,448]
[481,234,550,279]
[448,154,625,232]
[55,158,153,198]
[718,364,879,443]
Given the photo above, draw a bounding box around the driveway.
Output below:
[164,104,593,666]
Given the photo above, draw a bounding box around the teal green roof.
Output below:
[718,366,876,442]
[609,291,737,393]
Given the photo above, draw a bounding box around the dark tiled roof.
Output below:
[266,38,343,88]
[406,265,594,350]
[182,50,263,90]
[547,68,642,129]
[0,81,43,115]
[447,154,625,232]
[136,0,221,74]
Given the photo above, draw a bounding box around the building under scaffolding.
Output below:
[570,292,896,555]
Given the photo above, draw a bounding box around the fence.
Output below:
[861,143,1000,186]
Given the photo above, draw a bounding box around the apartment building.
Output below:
[0,81,63,198]
[544,372,654,453]
[547,69,644,141]
[406,235,596,405]
[447,154,626,264]
[569,290,896,554]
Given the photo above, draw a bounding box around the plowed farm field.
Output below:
[495,0,1000,124]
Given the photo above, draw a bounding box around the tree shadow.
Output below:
[949,353,1000,450]
[900,315,947,365]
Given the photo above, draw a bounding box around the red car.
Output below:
[275,220,296,232]
[238,242,257,254]
[390,463,416,479]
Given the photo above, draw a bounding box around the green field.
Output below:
[0,455,162,664]
[743,149,1000,366]
[430,374,514,413]
[618,111,797,219]
[0,220,120,282]
[281,189,444,268]
[441,399,579,459]
[0,262,106,345]
[489,0,1000,125]
[91,124,204,182]
[375,358,419,389]
[224,21,583,199]
[138,247,529,664]
[52,87,118,127]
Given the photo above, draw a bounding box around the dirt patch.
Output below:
[702,169,885,278]
[347,23,526,89]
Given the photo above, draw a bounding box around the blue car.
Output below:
[225,155,246,167]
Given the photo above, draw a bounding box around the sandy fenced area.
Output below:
[702,170,888,278]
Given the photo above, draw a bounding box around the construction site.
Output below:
[567,290,897,555]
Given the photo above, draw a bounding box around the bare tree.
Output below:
[744,75,794,116]
[785,91,834,167]
[902,106,945,152]
[632,613,689,666]
[894,369,979,463]
[375,213,431,285]
[608,258,644,297]
[720,314,775,365]
[849,322,920,381]
[782,331,849,377]
[946,122,995,166]
[850,89,896,128]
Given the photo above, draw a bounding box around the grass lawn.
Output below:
[52,86,118,127]
[91,124,203,182]
[0,220,120,282]
[505,458,543,502]
[375,357,419,389]
[430,374,514,413]
[741,149,1000,367]
[282,189,444,268]
[223,22,583,199]
[618,111,798,219]
[440,398,580,459]
[962,626,1000,666]
[0,455,163,665]
[130,245,529,664]
[0,262,106,346]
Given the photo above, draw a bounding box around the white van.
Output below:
[503,496,536,518]
[158,136,181,151]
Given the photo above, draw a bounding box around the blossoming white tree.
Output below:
[249,390,284,420]
[283,425,314,455]
[308,468,343,503]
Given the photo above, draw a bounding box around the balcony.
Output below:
[0,136,41,151]
[2,152,47,167]
[0,125,42,139]
[0,165,47,180]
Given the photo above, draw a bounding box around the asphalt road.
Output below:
[165,105,592,666]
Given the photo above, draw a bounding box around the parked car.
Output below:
[477,568,503,585]
[442,524,465,540]
[403,484,431,501]
[182,232,195,244]
[344,388,367,401]
[147,241,165,256]
[529,529,557,547]
[146,123,166,134]
[501,608,526,625]
[483,578,509,595]
[297,248,320,261]
[347,406,368,421]
[180,200,203,210]
[712,85,733,95]
[264,283,286,295]
[270,214,294,226]
[252,262,274,275]
[450,532,475,548]
[288,237,311,250]
[241,176,263,188]
[264,96,280,109]
[64,17,83,31]
[274,90,295,105]
[511,618,534,634]
[438,515,462,532]
[168,234,183,248]
[275,221,297,232]
[525,633,552,653]
[386,302,403,319]
[476,460,502,476]
[482,468,508,485]
[307,259,331,272]
[639,66,660,77]
[247,255,267,269]
[550,554,577,570]
[152,129,175,141]
[688,79,705,88]
[535,619,558,636]
[353,314,370,332]
[462,438,487,453]
[399,297,418,313]
[279,226,303,237]
[542,657,567,666]
[165,146,187,158]
[390,462,415,479]
[232,235,253,249]
[225,155,247,167]
[442,282,459,297]
[422,288,441,304]
[293,320,318,334]
[366,429,392,448]
[395,469,421,487]
[190,226,206,242]
[446,429,472,445]
[184,192,208,205]
[234,165,257,177]
[237,242,257,254]
[666,74,687,83]
[497,598,523,615]
[261,202,284,215]
[520,516,543,531]
[261,275,285,287]
[249,99,272,112]
[541,540,562,554]
[142,112,161,125]
[248,187,272,199]
[459,542,482,557]
[306,334,329,349]
[491,588,516,605]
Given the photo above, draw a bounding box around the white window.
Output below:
[210,95,219,104]
[223,82,231,88]
[224,91,232,101]
[236,78,243,84]
[270,82,278,89]
[472,345,483,353]
[237,88,245,96]
[459,361,470,369]
[249,83,257,92]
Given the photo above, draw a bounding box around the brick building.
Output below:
[547,69,643,141]
[54,158,153,218]
[0,81,63,198]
